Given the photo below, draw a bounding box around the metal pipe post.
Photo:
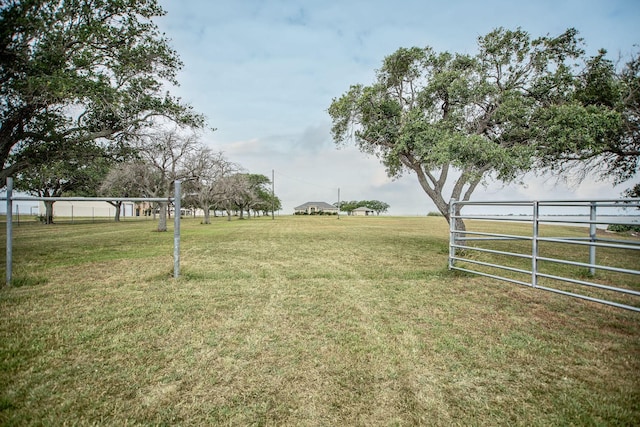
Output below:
[589,202,596,276]
[449,199,456,270]
[173,180,181,279]
[6,178,13,285]
[532,201,539,288]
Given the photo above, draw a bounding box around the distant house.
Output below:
[352,206,374,216]
[294,201,339,215]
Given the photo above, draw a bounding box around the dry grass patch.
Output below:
[1,216,638,425]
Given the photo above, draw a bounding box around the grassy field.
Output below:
[1,215,639,425]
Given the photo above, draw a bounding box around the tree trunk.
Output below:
[43,201,55,224]
[403,160,470,247]
[108,201,122,222]
[157,202,168,232]
[202,207,211,224]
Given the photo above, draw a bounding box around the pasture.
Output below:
[1,215,639,425]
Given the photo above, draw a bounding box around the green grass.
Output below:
[1,215,639,425]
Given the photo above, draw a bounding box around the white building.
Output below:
[39,201,135,218]
[352,206,375,216]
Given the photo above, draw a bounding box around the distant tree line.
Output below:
[17,128,281,229]
[335,200,390,215]
[102,129,280,227]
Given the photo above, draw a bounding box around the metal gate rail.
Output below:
[449,198,640,312]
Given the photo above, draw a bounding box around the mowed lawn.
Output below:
[1,215,638,425]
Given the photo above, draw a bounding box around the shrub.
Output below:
[607,223,640,233]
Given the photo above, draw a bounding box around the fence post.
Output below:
[589,202,597,276]
[173,180,181,279]
[532,201,539,288]
[449,198,456,270]
[5,178,13,285]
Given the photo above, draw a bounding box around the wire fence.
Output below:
[2,178,183,284]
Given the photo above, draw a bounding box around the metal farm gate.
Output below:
[449,199,640,312]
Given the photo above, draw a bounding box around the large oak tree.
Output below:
[328,28,627,230]
[0,0,205,183]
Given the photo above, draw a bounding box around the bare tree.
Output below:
[99,130,264,228]
[213,174,251,221]
[221,174,271,219]
[182,147,238,224]
[99,162,150,221]
[134,129,202,231]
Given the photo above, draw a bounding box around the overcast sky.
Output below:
[156,0,640,215]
